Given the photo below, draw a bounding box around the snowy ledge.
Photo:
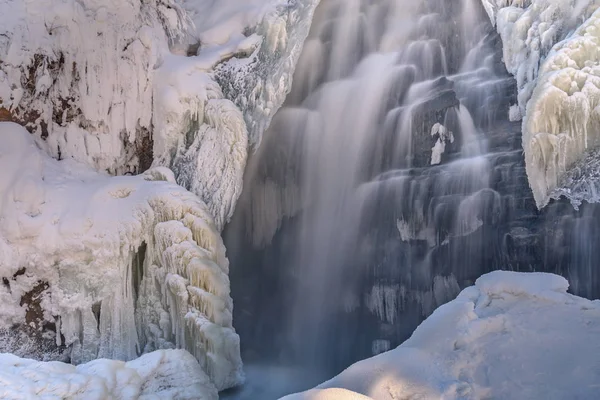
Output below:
[482,0,600,208]
[284,271,600,399]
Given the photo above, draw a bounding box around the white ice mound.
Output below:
[0,349,218,400]
[0,0,186,174]
[0,122,243,391]
[283,271,600,400]
[483,0,600,207]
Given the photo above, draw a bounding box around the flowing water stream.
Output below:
[223,0,600,398]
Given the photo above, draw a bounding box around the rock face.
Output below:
[224,0,600,382]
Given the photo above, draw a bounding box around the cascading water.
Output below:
[223,0,600,398]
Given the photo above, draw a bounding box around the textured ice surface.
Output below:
[0,122,242,391]
[0,0,318,231]
[483,0,600,207]
[0,349,218,399]
[283,271,600,400]
[153,0,319,230]
[0,0,186,174]
[212,0,320,147]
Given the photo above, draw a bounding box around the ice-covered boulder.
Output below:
[0,122,243,391]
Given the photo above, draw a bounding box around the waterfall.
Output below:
[223,0,600,398]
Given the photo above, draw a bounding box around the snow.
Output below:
[283,271,600,400]
[482,0,600,207]
[153,0,319,229]
[0,349,218,399]
[0,0,322,393]
[0,0,186,174]
[0,122,242,391]
[211,0,320,147]
[0,0,319,230]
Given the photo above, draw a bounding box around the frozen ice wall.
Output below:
[0,0,186,174]
[0,122,243,391]
[483,0,600,207]
[0,0,324,392]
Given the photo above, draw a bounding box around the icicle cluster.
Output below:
[525,9,600,207]
[483,0,600,207]
[0,122,243,391]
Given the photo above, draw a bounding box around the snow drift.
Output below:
[0,122,242,390]
[0,349,218,400]
[483,0,600,207]
[283,271,600,399]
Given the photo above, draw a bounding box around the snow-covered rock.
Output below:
[0,0,319,231]
[0,0,186,174]
[0,122,242,391]
[283,271,600,399]
[0,349,218,399]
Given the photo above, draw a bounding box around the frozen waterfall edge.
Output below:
[0,122,242,391]
[483,0,600,208]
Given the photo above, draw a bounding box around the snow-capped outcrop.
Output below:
[283,271,600,400]
[483,0,600,207]
[0,0,186,174]
[0,122,242,390]
[0,0,319,231]
[0,349,218,399]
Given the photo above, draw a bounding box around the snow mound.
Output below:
[0,349,218,399]
[483,0,600,207]
[0,122,242,391]
[283,271,600,400]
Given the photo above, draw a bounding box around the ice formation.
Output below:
[152,0,320,230]
[0,122,242,390]
[283,271,600,400]
[0,0,319,231]
[0,0,186,174]
[430,123,454,166]
[0,349,217,399]
[483,0,600,207]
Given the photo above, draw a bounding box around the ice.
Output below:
[430,123,455,165]
[283,271,600,400]
[483,0,600,207]
[210,0,321,147]
[0,349,218,399]
[0,122,242,391]
[0,0,319,230]
[0,0,186,174]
